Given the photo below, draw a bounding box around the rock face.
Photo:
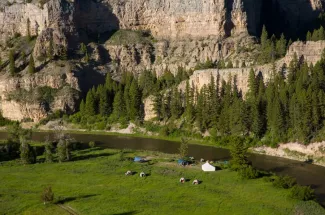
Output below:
[0,61,81,122]
[0,0,325,122]
[281,41,325,66]
[144,40,325,121]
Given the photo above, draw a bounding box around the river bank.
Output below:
[20,121,325,167]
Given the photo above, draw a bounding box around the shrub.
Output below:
[272,175,297,189]
[41,186,54,204]
[44,142,54,163]
[179,137,189,158]
[118,150,125,161]
[289,185,315,201]
[89,141,96,148]
[20,139,36,165]
[293,201,325,215]
[238,166,260,179]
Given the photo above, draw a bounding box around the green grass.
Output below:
[107,30,155,45]
[0,148,324,215]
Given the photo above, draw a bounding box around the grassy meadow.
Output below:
[0,148,324,215]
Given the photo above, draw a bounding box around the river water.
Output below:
[1,131,325,206]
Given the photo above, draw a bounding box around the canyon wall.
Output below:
[0,0,325,122]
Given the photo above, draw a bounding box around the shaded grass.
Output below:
[0,149,324,215]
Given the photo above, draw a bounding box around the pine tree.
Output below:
[57,139,66,163]
[276,33,287,57]
[179,137,189,158]
[85,90,96,116]
[65,139,71,161]
[79,99,85,114]
[170,87,182,119]
[306,31,312,41]
[185,81,194,121]
[247,68,257,99]
[44,141,53,163]
[230,138,249,170]
[26,18,31,42]
[105,74,115,92]
[129,78,141,120]
[28,54,35,74]
[9,50,15,76]
[261,25,269,50]
[112,86,126,120]
[319,26,325,40]
[99,86,111,117]
[20,137,36,165]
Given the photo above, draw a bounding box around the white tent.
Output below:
[201,162,216,172]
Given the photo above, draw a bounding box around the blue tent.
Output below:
[177,159,188,165]
[134,157,143,162]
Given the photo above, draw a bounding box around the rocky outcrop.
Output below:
[0,61,81,122]
[33,0,78,58]
[0,100,48,122]
[0,0,325,122]
[0,3,48,42]
[281,41,325,66]
[144,95,156,121]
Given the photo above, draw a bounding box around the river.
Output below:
[1,131,325,206]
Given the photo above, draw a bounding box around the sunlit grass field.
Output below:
[0,148,324,215]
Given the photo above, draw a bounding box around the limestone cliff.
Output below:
[0,0,325,122]
[144,40,325,121]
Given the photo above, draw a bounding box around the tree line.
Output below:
[71,50,325,146]
[70,68,191,128]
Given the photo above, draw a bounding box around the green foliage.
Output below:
[238,166,260,179]
[70,50,325,146]
[272,175,297,189]
[258,25,287,64]
[9,50,16,76]
[41,186,54,204]
[7,122,31,143]
[44,141,54,163]
[306,26,325,41]
[229,137,249,170]
[108,30,155,45]
[194,59,216,70]
[89,141,96,148]
[289,185,315,201]
[28,54,35,74]
[19,137,36,165]
[57,139,71,162]
[179,137,189,158]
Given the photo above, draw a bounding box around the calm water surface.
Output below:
[1,131,324,206]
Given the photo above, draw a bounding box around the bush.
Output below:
[159,126,169,136]
[238,166,260,179]
[272,175,296,189]
[41,186,54,204]
[89,141,96,148]
[292,201,325,215]
[289,185,315,201]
